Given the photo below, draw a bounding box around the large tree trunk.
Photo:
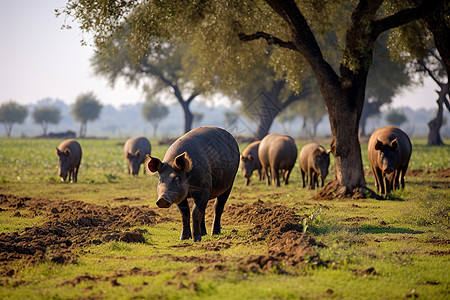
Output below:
[427,83,448,146]
[319,77,368,196]
[182,103,193,134]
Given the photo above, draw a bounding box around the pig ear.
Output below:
[145,155,162,173]
[135,149,140,157]
[64,149,71,156]
[391,138,399,150]
[174,152,193,172]
[375,139,383,150]
[127,152,132,158]
[241,154,245,161]
[313,148,322,157]
[326,149,332,156]
[56,147,62,156]
[248,155,254,161]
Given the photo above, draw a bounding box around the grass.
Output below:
[0,137,449,299]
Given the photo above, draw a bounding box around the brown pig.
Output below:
[56,139,82,183]
[258,133,298,187]
[145,127,240,242]
[299,143,331,190]
[241,141,264,186]
[368,126,412,195]
[124,136,152,175]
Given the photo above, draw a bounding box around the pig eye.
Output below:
[173,176,181,183]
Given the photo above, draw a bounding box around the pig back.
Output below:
[57,139,82,166]
[368,126,412,168]
[299,143,322,172]
[259,134,297,169]
[124,137,152,162]
[163,127,240,199]
[241,141,262,167]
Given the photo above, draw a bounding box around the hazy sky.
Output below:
[0,0,440,110]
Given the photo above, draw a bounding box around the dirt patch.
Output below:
[436,168,450,178]
[226,200,324,273]
[0,194,159,267]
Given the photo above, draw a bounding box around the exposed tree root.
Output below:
[312,180,382,200]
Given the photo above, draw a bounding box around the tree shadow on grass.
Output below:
[354,225,425,234]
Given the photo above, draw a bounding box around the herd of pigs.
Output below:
[55,126,411,242]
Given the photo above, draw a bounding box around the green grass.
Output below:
[0,138,449,299]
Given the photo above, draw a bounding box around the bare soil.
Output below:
[0,194,321,277]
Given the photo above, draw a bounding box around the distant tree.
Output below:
[142,99,169,137]
[192,112,204,128]
[72,92,102,138]
[33,105,62,136]
[409,48,449,146]
[91,31,201,133]
[0,101,28,137]
[294,98,327,138]
[277,109,297,135]
[386,110,408,127]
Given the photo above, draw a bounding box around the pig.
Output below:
[145,127,240,242]
[241,140,264,186]
[298,143,331,190]
[56,139,82,183]
[368,126,412,195]
[258,133,298,187]
[124,136,152,175]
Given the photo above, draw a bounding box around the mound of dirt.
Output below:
[0,194,159,267]
[226,200,324,273]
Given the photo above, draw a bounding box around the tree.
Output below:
[360,34,413,137]
[91,30,200,133]
[277,109,297,135]
[386,109,408,127]
[72,92,102,138]
[408,48,449,146]
[386,5,450,145]
[32,105,62,136]
[60,0,445,197]
[0,101,28,137]
[142,98,169,137]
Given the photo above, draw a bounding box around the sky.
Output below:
[0,0,441,110]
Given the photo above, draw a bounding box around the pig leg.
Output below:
[400,165,408,189]
[308,169,315,190]
[74,165,79,183]
[373,167,384,195]
[264,166,271,186]
[192,191,210,242]
[177,198,192,240]
[272,166,280,187]
[284,169,291,185]
[201,213,207,236]
[301,169,306,188]
[69,166,74,183]
[212,186,232,236]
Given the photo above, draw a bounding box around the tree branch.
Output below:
[238,31,297,51]
[372,0,442,36]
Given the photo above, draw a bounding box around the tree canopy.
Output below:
[386,109,408,127]
[72,92,102,137]
[0,101,28,137]
[91,31,201,133]
[142,98,169,137]
[33,105,62,136]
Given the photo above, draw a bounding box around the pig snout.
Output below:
[156,197,172,208]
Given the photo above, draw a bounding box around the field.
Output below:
[0,137,449,299]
